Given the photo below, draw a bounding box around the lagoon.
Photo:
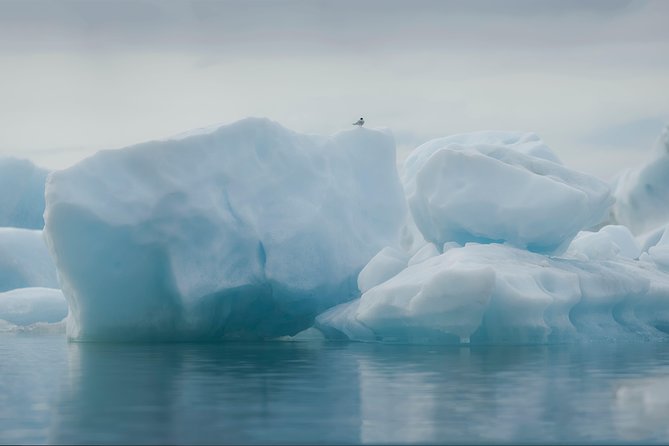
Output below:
[2,334,669,444]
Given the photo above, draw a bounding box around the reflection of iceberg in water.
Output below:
[50,342,363,444]
[45,341,669,444]
[356,346,560,443]
[356,345,669,443]
[358,358,436,443]
[614,375,669,441]
[51,343,185,443]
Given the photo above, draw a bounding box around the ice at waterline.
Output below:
[3,117,669,343]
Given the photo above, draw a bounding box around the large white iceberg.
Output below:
[403,132,613,253]
[316,237,669,344]
[0,157,48,229]
[43,118,407,341]
[613,124,669,235]
[39,121,669,344]
[0,228,59,292]
[314,129,667,345]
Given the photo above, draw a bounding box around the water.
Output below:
[2,334,669,444]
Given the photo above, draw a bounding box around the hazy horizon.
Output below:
[1,0,668,179]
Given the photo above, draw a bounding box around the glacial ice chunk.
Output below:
[0,228,59,292]
[0,157,49,229]
[43,118,407,341]
[402,132,613,253]
[0,287,67,327]
[317,241,669,344]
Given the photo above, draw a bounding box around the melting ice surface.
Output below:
[35,118,669,343]
[2,334,669,444]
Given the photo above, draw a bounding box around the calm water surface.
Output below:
[1,333,669,444]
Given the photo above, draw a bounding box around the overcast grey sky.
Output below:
[1,0,668,178]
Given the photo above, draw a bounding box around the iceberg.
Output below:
[313,128,668,345]
[316,240,669,344]
[0,287,67,329]
[402,132,613,253]
[0,227,62,330]
[0,228,59,292]
[43,118,407,341]
[37,120,669,344]
[613,124,669,235]
[0,157,48,229]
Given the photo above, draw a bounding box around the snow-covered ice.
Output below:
[0,228,59,292]
[402,132,613,253]
[43,118,407,341]
[0,157,48,229]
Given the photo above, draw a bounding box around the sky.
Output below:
[1,0,668,179]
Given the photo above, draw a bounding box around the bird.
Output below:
[352,117,365,127]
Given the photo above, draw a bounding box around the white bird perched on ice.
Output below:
[353,117,364,127]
